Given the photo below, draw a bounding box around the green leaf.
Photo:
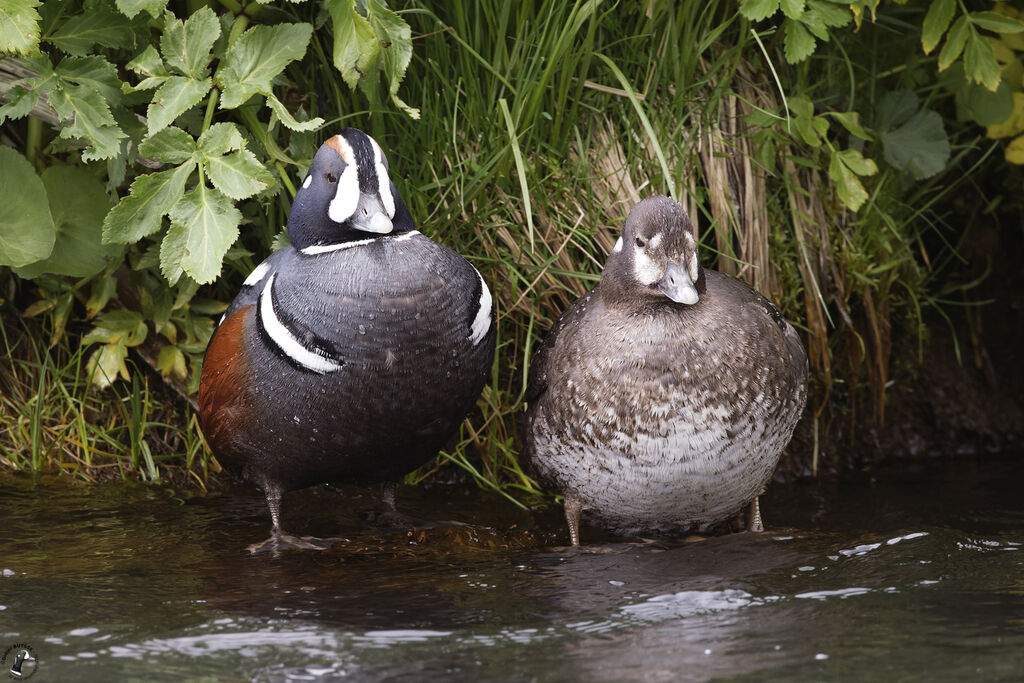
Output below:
[0,84,39,124]
[46,8,132,56]
[963,78,1014,126]
[147,76,212,136]
[938,15,968,71]
[881,109,950,180]
[366,0,418,118]
[829,149,869,212]
[780,0,805,20]
[799,9,830,41]
[330,0,378,90]
[139,126,196,164]
[160,7,220,79]
[157,345,187,381]
[49,83,127,162]
[84,310,148,346]
[0,147,54,268]
[204,148,269,200]
[86,275,117,318]
[197,121,243,156]
[102,161,196,243]
[835,147,878,176]
[783,17,816,63]
[875,90,918,131]
[127,44,168,78]
[807,0,850,28]
[0,0,42,55]
[739,0,780,22]
[163,183,241,284]
[964,30,1002,91]
[968,11,1024,34]
[829,111,873,140]
[86,341,129,389]
[15,166,122,279]
[115,0,168,19]
[266,92,324,132]
[56,55,123,104]
[922,0,955,54]
[215,22,313,108]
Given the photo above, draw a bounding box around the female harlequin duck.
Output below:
[523,196,807,545]
[199,128,495,550]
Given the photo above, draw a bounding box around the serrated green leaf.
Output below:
[800,9,830,41]
[0,0,42,55]
[215,23,312,108]
[964,30,1002,91]
[46,8,132,56]
[163,183,241,284]
[102,161,195,243]
[829,149,869,211]
[266,92,324,132]
[968,11,1024,34]
[56,55,122,104]
[160,7,220,79]
[938,15,968,71]
[197,121,243,156]
[0,146,54,268]
[115,0,168,19]
[739,0,780,22]
[922,0,955,54]
[139,126,196,163]
[780,0,805,20]
[0,84,39,124]
[829,111,873,140]
[366,0,418,118]
[784,17,816,63]
[147,75,211,136]
[15,166,122,279]
[330,0,378,90]
[157,345,187,381]
[204,148,270,200]
[127,45,168,78]
[49,83,127,161]
[881,109,950,180]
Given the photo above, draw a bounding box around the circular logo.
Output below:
[1,644,38,680]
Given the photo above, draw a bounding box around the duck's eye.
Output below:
[325,172,338,184]
[635,236,646,248]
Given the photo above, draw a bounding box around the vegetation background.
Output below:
[1,0,1022,496]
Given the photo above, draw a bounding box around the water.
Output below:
[1,457,1022,681]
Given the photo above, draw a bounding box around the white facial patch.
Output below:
[684,232,699,282]
[328,164,360,223]
[469,267,493,346]
[633,245,662,285]
[301,174,312,190]
[242,261,271,287]
[612,237,623,253]
[368,136,395,219]
[648,233,663,249]
[258,273,343,374]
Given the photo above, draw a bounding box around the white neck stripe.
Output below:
[469,266,492,346]
[299,230,420,255]
[258,273,343,374]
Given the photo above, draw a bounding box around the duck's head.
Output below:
[287,128,414,250]
[600,196,705,307]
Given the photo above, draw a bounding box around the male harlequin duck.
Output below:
[523,196,807,545]
[199,128,496,550]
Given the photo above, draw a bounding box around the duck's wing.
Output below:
[525,287,598,403]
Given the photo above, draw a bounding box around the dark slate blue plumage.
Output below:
[524,196,807,545]
[199,129,495,548]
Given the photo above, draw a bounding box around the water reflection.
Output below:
[1,457,1022,681]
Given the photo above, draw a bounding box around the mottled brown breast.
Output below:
[198,305,253,459]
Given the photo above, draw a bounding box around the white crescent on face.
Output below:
[328,136,361,224]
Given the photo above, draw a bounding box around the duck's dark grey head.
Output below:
[600,196,704,308]
[287,128,414,250]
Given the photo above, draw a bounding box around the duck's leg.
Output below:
[248,482,329,553]
[745,496,764,533]
[564,493,583,546]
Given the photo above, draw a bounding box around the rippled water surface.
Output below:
[2,456,1022,681]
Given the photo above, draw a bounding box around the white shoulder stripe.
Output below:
[299,230,420,255]
[258,273,343,374]
[469,267,492,346]
[243,261,271,287]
